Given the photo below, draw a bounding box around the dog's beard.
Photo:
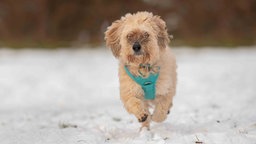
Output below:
[127,52,150,64]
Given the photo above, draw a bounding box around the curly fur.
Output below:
[105,11,177,129]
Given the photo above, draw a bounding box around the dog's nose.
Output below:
[132,42,141,52]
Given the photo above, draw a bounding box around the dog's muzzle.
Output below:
[133,42,141,53]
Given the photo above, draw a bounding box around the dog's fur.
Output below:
[105,11,177,129]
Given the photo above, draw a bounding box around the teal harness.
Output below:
[124,65,160,100]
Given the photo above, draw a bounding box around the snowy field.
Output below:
[0,47,256,144]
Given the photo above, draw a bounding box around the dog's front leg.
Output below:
[151,94,173,122]
[121,95,150,126]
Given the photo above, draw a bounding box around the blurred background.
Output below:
[0,0,255,48]
[1,1,256,143]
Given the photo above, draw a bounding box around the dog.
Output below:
[105,11,177,129]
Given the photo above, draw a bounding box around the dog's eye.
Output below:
[127,34,132,40]
[143,32,149,38]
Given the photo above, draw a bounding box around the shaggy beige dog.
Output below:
[105,11,177,129]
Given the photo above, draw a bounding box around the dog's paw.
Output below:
[138,113,148,122]
[152,111,167,123]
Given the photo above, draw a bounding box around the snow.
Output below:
[0,47,256,144]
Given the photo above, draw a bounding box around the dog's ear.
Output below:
[105,19,124,58]
[151,16,170,49]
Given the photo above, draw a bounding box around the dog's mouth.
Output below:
[134,51,143,56]
[127,51,150,64]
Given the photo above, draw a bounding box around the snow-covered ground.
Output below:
[0,47,255,144]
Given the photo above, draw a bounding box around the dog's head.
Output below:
[105,11,169,65]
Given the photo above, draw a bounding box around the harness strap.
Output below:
[124,66,159,100]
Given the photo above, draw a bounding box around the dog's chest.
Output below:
[119,65,172,98]
[156,74,172,96]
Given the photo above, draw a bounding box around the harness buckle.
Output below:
[144,81,152,85]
